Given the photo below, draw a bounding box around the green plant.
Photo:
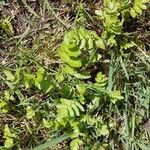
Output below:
[1,64,123,149]
[58,27,105,79]
[3,124,16,148]
[0,16,14,35]
[0,0,149,149]
[95,0,149,46]
[130,0,149,18]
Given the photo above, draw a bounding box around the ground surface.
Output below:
[0,0,150,150]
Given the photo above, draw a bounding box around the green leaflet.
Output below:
[88,38,94,49]
[68,105,75,117]
[70,138,82,150]
[43,119,52,128]
[72,104,80,116]
[26,106,35,120]
[76,84,86,95]
[24,73,35,88]
[67,57,82,68]
[57,105,68,122]
[63,65,75,75]
[4,138,14,148]
[100,125,109,136]
[0,100,8,113]
[3,125,15,138]
[108,90,124,103]
[3,70,14,81]
[95,9,103,16]
[34,67,53,93]
[96,38,105,49]
[64,29,78,45]
[34,67,45,87]
[75,102,85,112]
[1,17,14,35]
[134,5,142,14]
[58,49,70,63]
[107,2,115,10]
[73,72,91,79]
[130,0,149,18]
[61,42,81,57]
[95,72,107,86]
[79,38,86,49]
[3,124,16,148]
[56,99,84,123]
[55,71,64,82]
[59,48,82,68]
[130,8,137,18]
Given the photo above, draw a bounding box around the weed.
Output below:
[0,0,150,150]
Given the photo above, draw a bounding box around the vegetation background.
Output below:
[0,0,150,150]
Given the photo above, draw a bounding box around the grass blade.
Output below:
[33,134,69,150]
[21,0,40,18]
[119,57,129,80]
[108,51,114,90]
[137,143,150,150]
